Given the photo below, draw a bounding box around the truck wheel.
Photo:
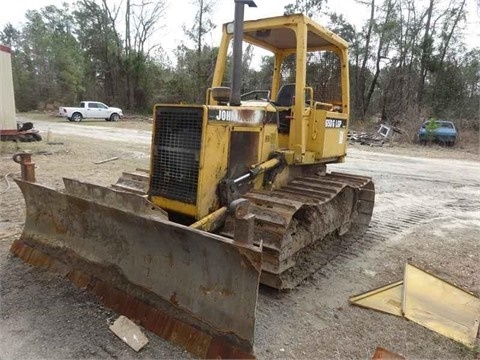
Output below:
[110,113,120,122]
[71,112,83,122]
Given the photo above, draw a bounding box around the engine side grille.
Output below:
[150,106,203,204]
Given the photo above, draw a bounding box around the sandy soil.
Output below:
[1,114,479,359]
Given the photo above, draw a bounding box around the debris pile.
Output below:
[348,131,387,146]
[349,124,402,147]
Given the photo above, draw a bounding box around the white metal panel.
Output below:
[403,263,480,348]
[0,45,16,131]
[349,280,403,317]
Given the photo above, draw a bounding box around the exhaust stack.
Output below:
[230,0,257,106]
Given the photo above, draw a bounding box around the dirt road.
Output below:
[33,118,152,145]
[1,115,479,359]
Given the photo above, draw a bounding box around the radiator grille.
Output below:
[150,106,203,204]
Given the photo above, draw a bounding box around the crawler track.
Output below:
[244,172,375,289]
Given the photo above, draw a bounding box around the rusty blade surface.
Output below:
[62,177,168,220]
[14,179,262,354]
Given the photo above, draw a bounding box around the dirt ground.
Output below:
[1,114,479,359]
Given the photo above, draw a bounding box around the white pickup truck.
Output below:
[58,101,123,122]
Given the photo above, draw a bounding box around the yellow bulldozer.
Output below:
[11,2,374,358]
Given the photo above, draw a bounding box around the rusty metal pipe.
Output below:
[12,153,36,182]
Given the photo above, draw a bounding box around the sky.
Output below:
[0,0,479,58]
[0,0,369,50]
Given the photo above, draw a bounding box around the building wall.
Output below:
[0,45,16,131]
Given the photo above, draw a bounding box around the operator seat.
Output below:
[276,84,295,134]
[275,84,295,107]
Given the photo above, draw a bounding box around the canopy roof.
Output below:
[225,14,348,53]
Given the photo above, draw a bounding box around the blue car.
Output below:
[418,120,457,146]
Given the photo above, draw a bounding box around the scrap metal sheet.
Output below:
[403,263,480,348]
[15,179,262,348]
[349,280,403,316]
[372,346,405,359]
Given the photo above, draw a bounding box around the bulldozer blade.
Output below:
[62,177,168,220]
[11,179,262,359]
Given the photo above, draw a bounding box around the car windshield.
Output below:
[438,122,454,129]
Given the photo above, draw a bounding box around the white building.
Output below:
[0,45,16,131]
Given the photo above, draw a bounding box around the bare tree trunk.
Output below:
[439,0,466,66]
[364,0,394,116]
[356,0,375,120]
[431,0,466,111]
[126,0,135,110]
[417,0,434,107]
[101,0,123,105]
